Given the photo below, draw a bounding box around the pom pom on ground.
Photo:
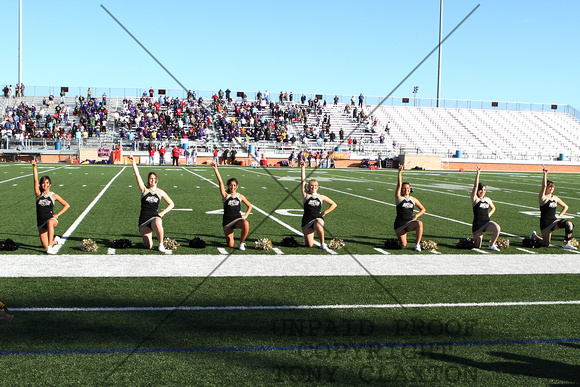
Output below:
[496,238,510,250]
[255,238,273,250]
[189,237,206,248]
[280,237,299,247]
[0,239,19,251]
[569,238,579,249]
[522,238,542,248]
[456,238,475,249]
[163,238,180,250]
[112,239,132,249]
[420,240,438,251]
[384,238,402,250]
[328,238,345,249]
[80,238,98,252]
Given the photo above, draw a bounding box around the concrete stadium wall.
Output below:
[398,155,441,170]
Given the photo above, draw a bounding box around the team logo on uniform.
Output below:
[402,202,414,209]
[38,198,52,207]
[480,202,490,209]
[227,199,240,207]
[549,201,557,208]
[145,196,159,204]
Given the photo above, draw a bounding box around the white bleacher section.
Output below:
[372,106,580,160]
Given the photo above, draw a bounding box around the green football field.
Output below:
[2,162,580,255]
[0,163,579,385]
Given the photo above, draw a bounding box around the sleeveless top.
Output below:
[223,193,242,227]
[472,197,491,232]
[36,192,55,228]
[302,194,322,228]
[394,196,415,230]
[139,188,165,226]
[540,195,558,230]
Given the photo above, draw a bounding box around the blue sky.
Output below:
[1,0,579,109]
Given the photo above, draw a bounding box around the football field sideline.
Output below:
[1,253,579,277]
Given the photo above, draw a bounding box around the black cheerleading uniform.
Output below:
[472,197,492,233]
[394,196,415,232]
[36,192,56,231]
[540,195,558,233]
[138,188,165,229]
[223,193,243,230]
[302,194,323,230]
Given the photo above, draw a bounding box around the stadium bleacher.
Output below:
[2,90,580,163]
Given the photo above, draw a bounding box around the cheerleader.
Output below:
[32,159,70,254]
[394,164,425,251]
[471,166,501,251]
[530,167,576,249]
[300,161,337,250]
[211,161,252,250]
[129,155,174,251]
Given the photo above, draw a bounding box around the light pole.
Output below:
[413,86,419,107]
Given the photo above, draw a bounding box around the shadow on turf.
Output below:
[425,349,580,384]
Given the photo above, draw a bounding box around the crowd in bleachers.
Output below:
[1,86,391,155]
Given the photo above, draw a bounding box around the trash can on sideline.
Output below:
[249,144,255,155]
[559,153,565,161]
[455,150,462,158]
[55,141,61,150]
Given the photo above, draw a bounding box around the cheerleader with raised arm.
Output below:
[300,161,337,250]
[128,155,174,251]
[31,159,70,254]
[394,164,425,251]
[211,161,253,250]
[530,166,577,249]
[471,166,501,251]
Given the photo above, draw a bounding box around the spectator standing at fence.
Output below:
[192,146,198,166]
[213,148,219,164]
[87,88,92,100]
[148,145,156,165]
[159,145,167,165]
[171,145,180,166]
[530,166,577,249]
[394,164,426,251]
[31,159,70,254]
[471,166,501,251]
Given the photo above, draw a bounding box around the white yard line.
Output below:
[52,167,126,253]
[0,166,68,185]
[516,248,537,254]
[2,254,579,277]
[373,248,390,255]
[11,300,580,312]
